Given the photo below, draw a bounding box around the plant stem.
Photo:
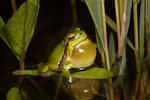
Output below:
[11,0,17,13]
[133,0,140,72]
[114,0,121,54]
[118,0,128,58]
[101,52,106,68]
[53,75,63,100]
[71,0,78,25]
[119,0,123,26]
[101,0,110,71]
[101,1,114,100]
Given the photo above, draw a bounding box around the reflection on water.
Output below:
[71,77,100,100]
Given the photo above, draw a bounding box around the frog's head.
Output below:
[67,27,96,68]
[67,27,87,45]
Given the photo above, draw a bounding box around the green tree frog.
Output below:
[39,27,96,76]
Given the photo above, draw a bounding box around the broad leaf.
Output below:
[71,67,113,79]
[7,87,21,100]
[0,0,39,60]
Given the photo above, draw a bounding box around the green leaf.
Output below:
[21,89,28,100]
[71,67,113,79]
[7,87,21,100]
[0,0,39,60]
[127,38,135,51]
[0,16,5,29]
[85,0,105,53]
[28,0,38,5]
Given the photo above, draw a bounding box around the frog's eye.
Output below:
[69,39,96,68]
[68,34,75,41]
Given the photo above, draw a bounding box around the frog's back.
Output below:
[47,40,66,70]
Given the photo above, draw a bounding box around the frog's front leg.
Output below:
[61,59,73,83]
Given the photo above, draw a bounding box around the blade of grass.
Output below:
[133,0,139,54]
[114,0,121,47]
[109,32,116,67]
[139,0,145,63]
[106,15,117,32]
[105,14,134,52]
[101,0,110,71]
[85,0,105,51]
[95,29,105,67]
[119,0,132,74]
[119,0,123,26]
[127,38,135,50]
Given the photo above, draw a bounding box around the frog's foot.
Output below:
[40,70,57,78]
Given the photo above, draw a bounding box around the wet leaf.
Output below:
[7,87,21,100]
[0,0,39,60]
[72,67,113,79]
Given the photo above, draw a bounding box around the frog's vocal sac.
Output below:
[66,28,96,68]
[68,38,96,68]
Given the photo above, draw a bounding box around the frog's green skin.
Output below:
[39,28,96,76]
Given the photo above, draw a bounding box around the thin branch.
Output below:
[11,0,17,13]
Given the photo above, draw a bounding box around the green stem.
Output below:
[101,0,110,71]
[133,1,139,52]
[101,52,106,68]
[71,0,78,25]
[101,1,113,100]
[114,0,121,54]
[133,0,140,72]
[53,75,63,100]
